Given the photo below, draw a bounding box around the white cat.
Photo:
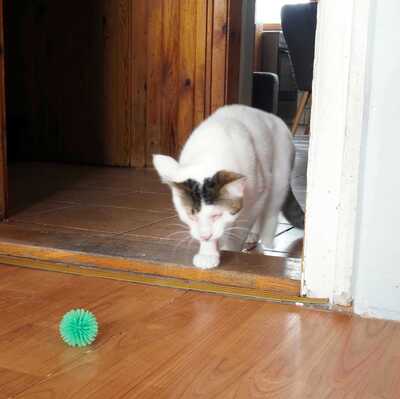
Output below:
[153,105,303,269]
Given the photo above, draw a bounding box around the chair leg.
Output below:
[291,91,310,135]
[305,93,312,135]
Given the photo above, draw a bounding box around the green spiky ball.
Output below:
[59,309,98,347]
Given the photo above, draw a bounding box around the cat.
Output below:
[153,105,304,269]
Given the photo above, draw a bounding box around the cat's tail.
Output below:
[282,187,304,229]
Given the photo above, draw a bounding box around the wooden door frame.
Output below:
[0,0,7,221]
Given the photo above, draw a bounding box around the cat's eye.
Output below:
[212,213,222,221]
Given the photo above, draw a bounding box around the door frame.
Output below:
[0,0,374,307]
[302,0,373,305]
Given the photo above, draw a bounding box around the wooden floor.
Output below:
[1,265,399,399]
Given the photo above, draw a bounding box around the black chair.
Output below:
[252,72,279,115]
[281,2,317,134]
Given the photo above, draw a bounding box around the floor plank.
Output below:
[0,368,40,399]
[0,266,398,398]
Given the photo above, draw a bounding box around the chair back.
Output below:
[281,2,318,92]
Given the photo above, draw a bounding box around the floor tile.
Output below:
[8,200,76,219]
[13,205,174,234]
[274,228,304,253]
[107,192,174,212]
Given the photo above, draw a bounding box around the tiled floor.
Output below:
[6,136,307,260]
[0,141,309,294]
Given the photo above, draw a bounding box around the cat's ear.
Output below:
[153,154,180,183]
[217,171,247,197]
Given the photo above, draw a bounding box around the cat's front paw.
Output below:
[193,253,220,269]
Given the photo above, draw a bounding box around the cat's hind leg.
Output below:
[259,180,289,249]
[221,193,269,251]
[244,215,262,249]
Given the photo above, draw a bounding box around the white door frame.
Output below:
[303,0,373,305]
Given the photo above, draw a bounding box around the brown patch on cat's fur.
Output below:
[172,170,244,215]
[171,179,201,214]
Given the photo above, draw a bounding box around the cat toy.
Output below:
[59,309,98,347]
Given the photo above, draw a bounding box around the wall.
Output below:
[353,0,400,320]
[4,0,235,168]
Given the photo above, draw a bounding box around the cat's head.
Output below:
[153,155,246,242]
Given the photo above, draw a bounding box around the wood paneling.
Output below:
[0,0,7,220]
[4,0,133,166]
[135,0,236,164]
[101,0,133,166]
[177,0,197,152]
[210,0,229,113]
[160,0,180,156]
[227,0,243,104]
[131,0,148,168]
[4,1,238,168]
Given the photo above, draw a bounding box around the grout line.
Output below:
[7,219,118,235]
[9,204,79,219]
[112,215,177,237]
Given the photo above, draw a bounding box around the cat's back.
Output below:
[178,105,292,179]
[183,105,277,147]
[180,106,252,160]
[214,105,288,136]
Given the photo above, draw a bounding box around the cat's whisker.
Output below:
[165,230,190,239]
[173,235,192,253]
[164,223,189,229]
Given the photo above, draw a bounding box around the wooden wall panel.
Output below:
[4,0,132,166]
[210,0,229,113]
[194,0,208,127]
[160,0,180,156]
[145,0,163,166]
[177,0,197,152]
[101,0,132,166]
[0,0,7,219]
[4,0,238,168]
[131,0,234,165]
[226,0,243,104]
[131,1,148,168]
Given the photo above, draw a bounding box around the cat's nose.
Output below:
[200,233,212,241]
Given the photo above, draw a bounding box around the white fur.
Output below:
[153,105,294,269]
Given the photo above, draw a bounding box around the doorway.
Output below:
[0,0,313,303]
[249,0,318,261]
